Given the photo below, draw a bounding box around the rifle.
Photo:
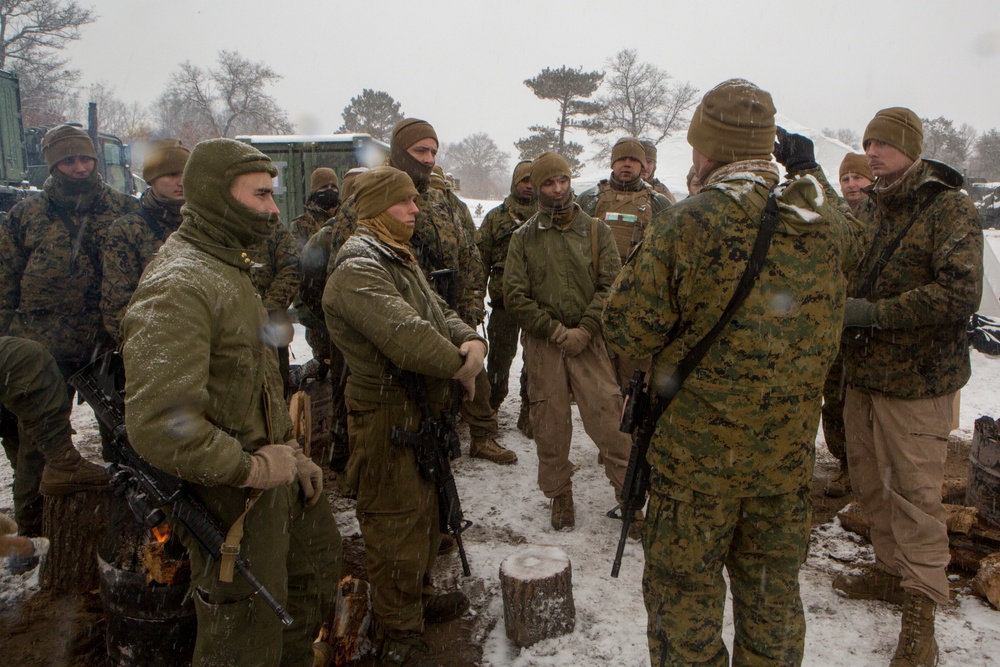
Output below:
[609,370,652,578]
[69,351,294,627]
[390,372,472,576]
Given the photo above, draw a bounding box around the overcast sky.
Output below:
[66,0,999,164]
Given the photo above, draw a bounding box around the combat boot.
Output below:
[832,566,906,605]
[890,591,938,667]
[551,489,574,530]
[39,447,108,495]
[423,591,470,624]
[380,640,442,667]
[825,466,852,498]
[470,438,517,465]
[517,402,533,439]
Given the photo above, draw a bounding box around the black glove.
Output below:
[774,127,819,172]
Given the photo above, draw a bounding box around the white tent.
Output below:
[981,237,1000,317]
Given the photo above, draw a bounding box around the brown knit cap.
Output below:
[340,167,368,201]
[839,153,875,182]
[687,79,776,164]
[640,140,657,162]
[310,167,339,193]
[511,160,532,188]
[42,124,97,172]
[392,118,438,150]
[143,138,190,183]
[530,152,571,188]
[353,166,419,219]
[863,107,923,161]
[611,138,646,165]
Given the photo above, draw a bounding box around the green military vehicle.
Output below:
[236,133,389,224]
[1,69,139,214]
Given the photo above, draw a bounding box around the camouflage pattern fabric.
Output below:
[298,223,335,361]
[100,189,183,338]
[0,179,138,365]
[648,178,677,204]
[290,201,336,254]
[247,222,301,311]
[844,159,983,399]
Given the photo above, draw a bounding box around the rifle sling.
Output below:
[219,490,261,583]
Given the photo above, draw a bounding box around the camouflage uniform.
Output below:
[604,162,868,666]
[100,188,183,338]
[477,194,535,410]
[577,176,672,264]
[843,159,983,605]
[323,228,483,656]
[290,201,336,254]
[647,177,677,204]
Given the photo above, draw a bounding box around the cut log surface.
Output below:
[500,546,575,648]
[40,488,110,594]
[972,552,1000,609]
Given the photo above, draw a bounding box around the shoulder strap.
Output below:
[137,205,170,243]
[591,217,599,277]
[48,201,99,277]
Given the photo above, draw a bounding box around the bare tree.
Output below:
[438,133,510,199]
[338,89,404,142]
[0,0,96,126]
[153,50,292,145]
[589,49,699,158]
[922,117,976,172]
[971,128,1000,181]
[74,82,152,145]
[823,128,862,151]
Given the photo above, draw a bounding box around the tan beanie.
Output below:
[42,124,98,172]
[143,138,190,183]
[340,167,368,201]
[687,79,776,164]
[392,118,438,150]
[530,152,571,188]
[511,160,532,189]
[640,141,657,162]
[863,107,923,161]
[839,153,875,182]
[611,138,646,166]
[310,167,339,193]
[353,166,419,219]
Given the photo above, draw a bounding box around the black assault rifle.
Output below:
[609,369,652,578]
[69,351,294,627]
[390,372,472,576]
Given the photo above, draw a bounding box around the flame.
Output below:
[151,523,171,543]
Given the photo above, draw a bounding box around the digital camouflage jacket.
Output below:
[476,195,536,307]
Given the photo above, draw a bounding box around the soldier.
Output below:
[290,167,340,253]
[323,166,484,667]
[101,138,189,339]
[121,139,341,666]
[835,108,983,667]
[820,151,877,499]
[326,119,515,465]
[0,336,107,572]
[0,124,137,538]
[504,152,632,531]
[640,140,677,203]
[477,160,535,417]
[577,137,672,265]
[603,79,868,666]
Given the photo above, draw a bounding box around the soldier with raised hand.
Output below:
[0,124,137,539]
[323,166,485,667]
[834,108,983,667]
[121,138,341,667]
[603,79,868,666]
[101,138,189,339]
[477,160,536,416]
[640,140,677,203]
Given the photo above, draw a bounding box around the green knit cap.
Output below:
[354,166,418,219]
[143,138,190,183]
[863,107,923,161]
[839,153,875,182]
[640,140,657,162]
[611,138,646,165]
[511,160,532,191]
[182,138,278,247]
[42,124,98,172]
[687,79,776,164]
[530,152,571,188]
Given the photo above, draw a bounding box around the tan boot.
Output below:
[39,447,108,495]
[517,402,533,439]
[551,489,575,530]
[832,566,906,605]
[890,591,939,667]
[470,438,517,465]
[825,466,852,498]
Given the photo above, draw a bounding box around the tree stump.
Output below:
[972,552,1000,609]
[500,546,575,648]
[40,487,110,594]
[313,576,373,666]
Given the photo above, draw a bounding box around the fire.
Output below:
[151,523,171,543]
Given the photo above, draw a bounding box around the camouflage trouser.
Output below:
[485,305,520,411]
[643,483,810,667]
[820,351,847,466]
[181,483,341,667]
[0,337,76,536]
[345,397,442,650]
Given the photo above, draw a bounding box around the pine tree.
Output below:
[338,89,404,142]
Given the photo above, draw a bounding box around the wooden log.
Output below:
[941,478,967,505]
[500,546,575,648]
[40,487,110,594]
[838,501,981,539]
[972,552,1000,608]
[313,576,373,666]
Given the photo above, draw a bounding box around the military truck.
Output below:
[236,133,389,224]
[0,69,139,214]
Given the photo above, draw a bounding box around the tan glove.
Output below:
[242,444,297,490]
[453,339,487,400]
[293,445,323,507]
[557,328,591,357]
[550,323,568,344]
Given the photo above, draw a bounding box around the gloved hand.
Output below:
[550,323,568,344]
[453,339,487,400]
[292,443,323,507]
[774,127,819,172]
[242,444,297,490]
[843,298,878,328]
[557,327,591,357]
